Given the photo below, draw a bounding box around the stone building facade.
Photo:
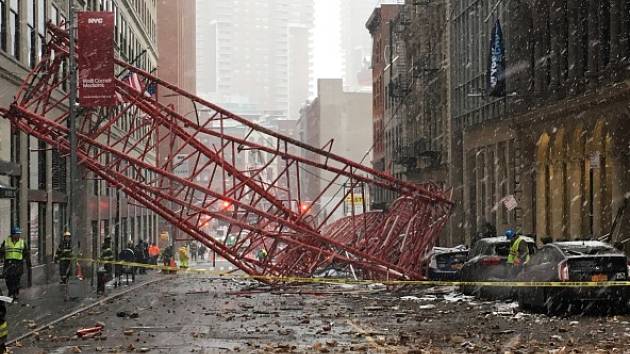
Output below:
[0,0,161,286]
[451,0,630,246]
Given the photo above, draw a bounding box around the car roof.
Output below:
[432,245,468,254]
[478,236,535,244]
[547,240,622,255]
[552,240,610,248]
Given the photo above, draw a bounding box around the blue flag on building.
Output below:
[487,19,506,97]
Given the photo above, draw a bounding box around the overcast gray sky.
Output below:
[314,0,342,79]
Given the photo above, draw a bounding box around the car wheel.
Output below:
[544,291,566,315]
[611,298,629,315]
[517,290,530,311]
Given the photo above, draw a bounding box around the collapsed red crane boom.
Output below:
[0,24,453,281]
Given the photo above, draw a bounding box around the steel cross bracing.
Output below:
[0,24,453,281]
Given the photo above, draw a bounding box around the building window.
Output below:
[29,137,46,190]
[29,202,46,266]
[9,0,19,60]
[0,0,6,51]
[52,152,66,194]
[52,203,65,260]
[37,0,45,62]
[50,4,56,24]
[27,0,35,67]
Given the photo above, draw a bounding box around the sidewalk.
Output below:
[5,270,165,340]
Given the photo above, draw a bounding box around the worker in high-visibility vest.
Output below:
[506,229,530,276]
[178,245,189,269]
[0,227,30,300]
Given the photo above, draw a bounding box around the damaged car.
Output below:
[459,236,536,298]
[516,240,630,313]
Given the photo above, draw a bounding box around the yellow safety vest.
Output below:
[0,320,8,340]
[507,236,529,265]
[4,238,25,261]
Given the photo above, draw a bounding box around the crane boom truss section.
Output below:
[0,23,453,281]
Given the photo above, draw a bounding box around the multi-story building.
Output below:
[195,0,315,122]
[0,0,161,286]
[340,0,374,91]
[451,0,630,247]
[366,3,401,210]
[366,2,453,245]
[297,79,372,223]
[157,0,196,243]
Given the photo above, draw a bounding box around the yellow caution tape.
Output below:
[59,257,630,288]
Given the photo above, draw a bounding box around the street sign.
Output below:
[0,188,16,199]
[174,154,190,177]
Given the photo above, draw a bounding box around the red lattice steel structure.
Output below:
[0,24,453,281]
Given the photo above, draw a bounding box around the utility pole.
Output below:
[68,0,79,254]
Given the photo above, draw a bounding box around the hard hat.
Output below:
[505,228,516,240]
[64,231,71,236]
[10,227,22,235]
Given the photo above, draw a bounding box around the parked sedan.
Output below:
[459,236,536,298]
[426,246,469,280]
[516,241,629,313]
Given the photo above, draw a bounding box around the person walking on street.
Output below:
[148,243,160,265]
[506,229,530,277]
[162,245,175,273]
[190,242,198,262]
[134,240,148,274]
[0,227,30,300]
[54,231,73,284]
[198,245,206,262]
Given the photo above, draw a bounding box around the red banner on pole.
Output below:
[78,12,115,107]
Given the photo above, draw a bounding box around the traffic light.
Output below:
[300,202,310,213]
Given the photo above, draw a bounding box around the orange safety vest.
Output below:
[148,245,160,257]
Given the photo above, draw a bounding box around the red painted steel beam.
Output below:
[0,24,455,282]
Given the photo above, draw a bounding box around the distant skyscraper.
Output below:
[196,0,315,121]
[340,0,375,91]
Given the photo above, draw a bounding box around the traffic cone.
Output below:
[76,262,84,280]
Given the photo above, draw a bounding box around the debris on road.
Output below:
[116,311,139,319]
[76,324,104,338]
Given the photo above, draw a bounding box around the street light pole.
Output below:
[68,0,79,254]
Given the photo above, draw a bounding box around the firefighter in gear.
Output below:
[0,227,30,300]
[97,237,114,295]
[54,231,73,284]
[178,245,189,269]
[162,245,175,273]
[506,229,530,276]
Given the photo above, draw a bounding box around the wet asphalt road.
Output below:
[9,269,630,353]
